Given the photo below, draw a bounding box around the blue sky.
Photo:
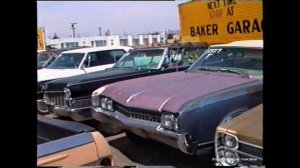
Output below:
[37,1,190,38]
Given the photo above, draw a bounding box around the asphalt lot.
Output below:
[104,132,214,167]
[40,116,214,167]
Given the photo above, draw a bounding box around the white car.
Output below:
[38,46,133,82]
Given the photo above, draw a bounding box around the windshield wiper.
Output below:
[185,67,215,72]
[215,68,250,78]
[189,67,250,78]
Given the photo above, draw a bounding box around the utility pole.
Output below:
[70,23,77,38]
[98,27,101,36]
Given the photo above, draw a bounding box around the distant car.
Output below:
[215,104,263,167]
[37,45,207,128]
[37,46,133,100]
[91,40,263,155]
[37,115,114,167]
[37,51,59,69]
[37,47,88,69]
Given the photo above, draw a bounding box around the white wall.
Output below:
[46,34,166,49]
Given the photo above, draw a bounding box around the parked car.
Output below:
[37,50,59,69]
[37,47,88,69]
[215,104,263,167]
[91,40,263,155]
[37,115,114,166]
[37,46,133,100]
[37,45,208,129]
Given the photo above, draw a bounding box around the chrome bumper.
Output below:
[37,99,92,122]
[91,107,198,155]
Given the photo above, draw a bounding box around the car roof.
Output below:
[61,46,133,54]
[210,40,263,48]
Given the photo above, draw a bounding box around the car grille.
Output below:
[72,98,92,108]
[114,102,161,123]
[239,142,263,165]
[239,142,263,158]
[45,92,65,106]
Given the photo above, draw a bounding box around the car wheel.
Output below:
[125,131,149,144]
[97,123,123,136]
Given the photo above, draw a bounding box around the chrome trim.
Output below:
[197,141,214,147]
[44,91,65,93]
[158,96,173,112]
[218,146,263,161]
[223,132,239,149]
[37,99,52,113]
[177,133,192,155]
[91,107,195,155]
[44,91,66,106]
[239,140,263,149]
[215,131,263,166]
[53,105,92,112]
[215,131,239,166]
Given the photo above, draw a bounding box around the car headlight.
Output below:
[91,95,100,106]
[161,113,178,131]
[64,88,72,106]
[42,84,48,99]
[100,97,108,110]
[224,134,238,148]
[224,150,239,166]
[64,88,71,99]
[107,99,114,112]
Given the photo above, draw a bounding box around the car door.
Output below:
[81,49,126,73]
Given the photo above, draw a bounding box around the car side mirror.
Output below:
[160,63,169,71]
[80,64,87,73]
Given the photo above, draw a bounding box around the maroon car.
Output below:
[90,40,263,155]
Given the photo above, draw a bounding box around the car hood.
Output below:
[218,104,263,147]
[45,68,152,91]
[38,68,84,82]
[99,71,259,113]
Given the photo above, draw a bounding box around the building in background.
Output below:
[45,29,179,49]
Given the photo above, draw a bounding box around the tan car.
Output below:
[37,115,114,167]
[215,104,263,167]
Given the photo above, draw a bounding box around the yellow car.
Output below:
[215,104,263,167]
[37,115,114,166]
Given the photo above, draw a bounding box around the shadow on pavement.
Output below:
[108,136,214,167]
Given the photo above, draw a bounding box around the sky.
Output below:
[37,1,190,39]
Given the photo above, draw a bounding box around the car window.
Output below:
[84,50,126,68]
[114,49,164,69]
[47,53,84,69]
[111,50,126,61]
[189,48,263,76]
[181,48,206,66]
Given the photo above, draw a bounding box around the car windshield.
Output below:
[114,49,164,69]
[37,53,50,66]
[47,53,85,69]
[188,47,263,77]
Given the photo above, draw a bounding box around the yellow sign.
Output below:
[37,27,46,51]
[179,0,263,45]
